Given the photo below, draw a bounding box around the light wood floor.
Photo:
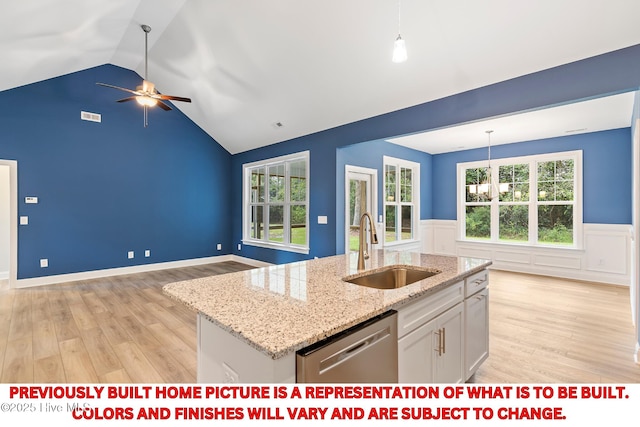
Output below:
[471,270,640,383]
[0,262,254,383]
[1,265,639,383]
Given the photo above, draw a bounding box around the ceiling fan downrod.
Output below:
[141,24,151,127]
[141,24,151,81]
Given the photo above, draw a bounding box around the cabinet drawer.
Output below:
[465,270,488,297]
[397,281,463,338]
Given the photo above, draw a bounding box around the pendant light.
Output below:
[392,0,407,63]
[481,130,497,200]
[479,130,510,199]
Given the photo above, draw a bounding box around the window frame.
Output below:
[457,150,583,249]
[383,155,420,247]
[242,151,310,254]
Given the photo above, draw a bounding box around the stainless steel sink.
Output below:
[343,265,441,290]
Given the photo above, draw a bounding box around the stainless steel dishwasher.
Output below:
[296,310,398,383]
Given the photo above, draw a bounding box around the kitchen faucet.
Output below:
[357,212,378,271]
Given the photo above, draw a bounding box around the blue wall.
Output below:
[229,123,433,264]
[3,43,640,276]
[0,65,232,279]
[431,129,632,223]
[231,45,640,263]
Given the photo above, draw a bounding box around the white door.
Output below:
[345,166,377,254]
[632,118,640,363]
[0,160,16,290]
[398,317,437,383]
[434,303,464,384]
[464,288,489,379]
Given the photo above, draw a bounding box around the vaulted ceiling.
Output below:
[2,1,640,154]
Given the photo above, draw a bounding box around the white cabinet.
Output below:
[398,316,436,382]
[197,314,295,383]
[397,269,489,383]
[464,270,489,380]
[397,281,464,383]
[434,303,464,383]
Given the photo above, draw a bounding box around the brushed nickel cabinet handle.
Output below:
[442,327,446,354]
[434,329,442,356]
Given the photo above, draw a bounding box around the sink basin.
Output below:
[343,265,440,290]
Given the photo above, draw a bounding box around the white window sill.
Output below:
[383,239,421,248]
[242,239,310,255]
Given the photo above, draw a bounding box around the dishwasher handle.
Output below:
[296,310,398,383]
[319,327,391,373]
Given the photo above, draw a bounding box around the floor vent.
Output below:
[81,111,101,123]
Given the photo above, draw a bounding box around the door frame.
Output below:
[0,159,17,289]
[632,118,640,363]
[344,165,378,254]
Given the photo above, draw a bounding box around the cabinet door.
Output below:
[398,317,437,383]
[465,287,489,380]
[434,303,464,383]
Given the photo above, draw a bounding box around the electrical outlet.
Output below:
[222,363,239,383]
[237,244,241,251]
[217,243,222,250]
[144,250,150,257]
[20,216,28,225]
[40,259,48,268]
[128,251,134,259]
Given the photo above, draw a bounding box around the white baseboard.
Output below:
[0,270,7,280]
[231,255,272,268]
[14,255,270,289]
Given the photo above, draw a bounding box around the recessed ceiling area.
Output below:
[2,1,640,154]
[386,91,636,154]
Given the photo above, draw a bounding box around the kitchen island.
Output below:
[163,250,491,383]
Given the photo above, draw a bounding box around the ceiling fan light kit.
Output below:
[96,24,191,127]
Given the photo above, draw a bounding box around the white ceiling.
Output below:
[2,0,640,154]
[387,91,636,154]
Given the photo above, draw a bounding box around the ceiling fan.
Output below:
[96,24,191,127]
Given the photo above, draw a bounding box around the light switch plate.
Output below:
[25,196,38,204]
[20,216,28,225]
[40,259,48,268]
[318,215,328,224]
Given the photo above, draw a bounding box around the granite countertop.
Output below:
[163,250,491,360]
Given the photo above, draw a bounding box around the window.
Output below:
[384,156,420,245]
[243,151,309,253]
[459,151,581,247]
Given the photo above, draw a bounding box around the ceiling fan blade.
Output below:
[96,82,139,96]
[156,100,172,111]
[97,25,190,126]
[157,94,192,103]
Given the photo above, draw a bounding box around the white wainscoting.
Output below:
[422,220,631,286]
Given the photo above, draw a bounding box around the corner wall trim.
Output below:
[14,255,270,289]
